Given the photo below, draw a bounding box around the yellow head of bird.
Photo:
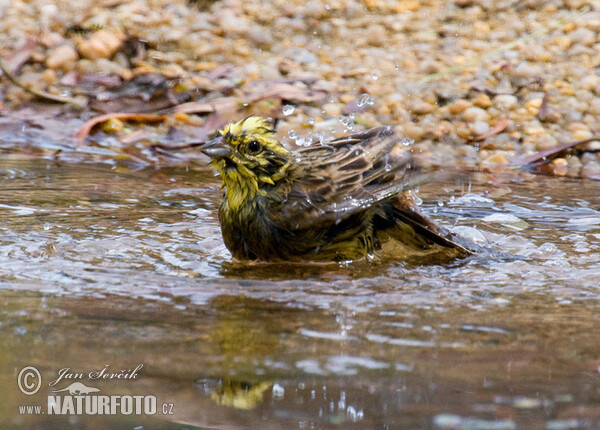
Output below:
[202,116,293,201]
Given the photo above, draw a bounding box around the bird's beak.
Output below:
[201,137,232,160]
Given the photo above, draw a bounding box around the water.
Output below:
[1,156,600,429]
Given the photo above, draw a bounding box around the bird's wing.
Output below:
[273,127,420,230]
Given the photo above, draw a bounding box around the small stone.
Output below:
[322,102,342,117]
[195,62,218,72]
[583,140,600,152]
[568,27,596,47]
[46,44,78,69]
[449,99,472,115]
[567,155,582,176]
[402,124,425,141]
[40,68,56,85]
[580,74,600,91]
[567,123,592,141]
[525,98,543,115]
[39,31,64,48]
[339,94,354,104]
[247,26,273,46]
[101,118,124,133]
[161,63,186,78]
[456,123,472,139]
[494,94,518,110]
[513,62,542,78]
[572,129,593,140]
[412,100,434,115]
[530,135,557,151]
[284,47,318,65]
[233,41,251,57]
[77,30,125,60]
[462,106,490,123]
[483,151,509,164]
[523,121,546,136]
[582,161,600,179]
[473,93,491,108]
[469,121,490,136]
[217,10,250,34]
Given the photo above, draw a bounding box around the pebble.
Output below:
[216,10,250,34]
[473,93,491,109]
[77,30,125,60]
[582,161,600,179]
[101,118,125,133]
[462,106,490,123]
[449,99,472,115]
[494,95,518,110]
[469,121,490,136]
[525,98,543,115]
[321,103,343,118]
[523,121,546,137]
[40,68,57,85]
[568,28,596,47]
[45,44,78,69]
[402,124,425,141]
[483,151,509,165]
[513,62,542,78]
[580,74,600,92]
[412,100,434,115]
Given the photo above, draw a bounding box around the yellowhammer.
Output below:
[202,115,478,262]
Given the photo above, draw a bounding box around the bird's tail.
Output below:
[390,193,515,259]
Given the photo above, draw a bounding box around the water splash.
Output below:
[282,104,295,116]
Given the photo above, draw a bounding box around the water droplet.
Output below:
[401,137,414,146]
[288,129,298,139]
[357,93,370,107]
[272,383,285,399]
[307,117,315,125]
[372,73,379,80]
[282,104,295,116]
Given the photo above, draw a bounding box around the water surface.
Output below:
[1,156,599,429]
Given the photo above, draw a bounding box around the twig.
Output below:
[0,56,87,109]
[470,118,510,142]
[75,112,167,140]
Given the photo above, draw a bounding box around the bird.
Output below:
[201,115,479,262]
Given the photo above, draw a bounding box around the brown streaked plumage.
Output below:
[202,116,476,262]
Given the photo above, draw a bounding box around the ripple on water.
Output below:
[0,161,599,306]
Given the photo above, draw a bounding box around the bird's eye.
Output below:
[248,140,261,153]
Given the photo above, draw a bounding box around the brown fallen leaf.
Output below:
[88,73,190,113]
[4,38,37,74]
[75,112,167,140]
[161,97,240,116]
[536,93,549,121]
[471,118,510,141]
[160,79,328,118]
[151,113,224,152]
[516,136,600,167]
[251,77,319,85]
